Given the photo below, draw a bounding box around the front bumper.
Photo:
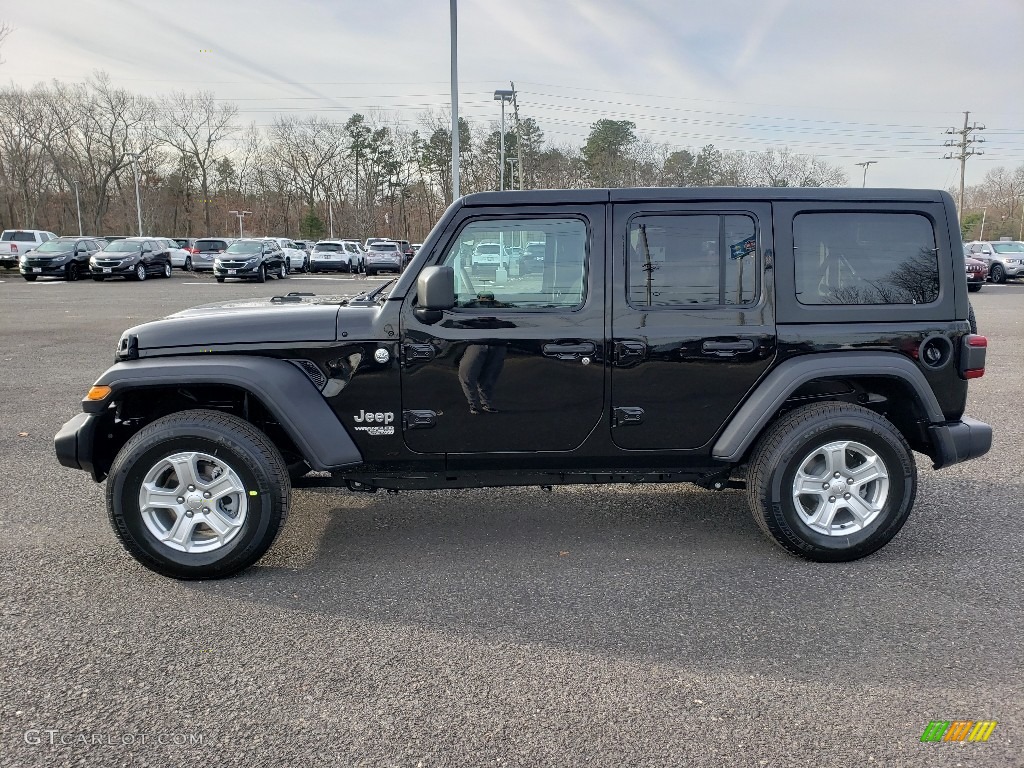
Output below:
[91,262,139,277]
[54,412,101,480]
[929,417,993,469]
[999,261,1024,277]
[213,263,261,278]
[21,262,73,277]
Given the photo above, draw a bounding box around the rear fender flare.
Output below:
[712,352,944,462]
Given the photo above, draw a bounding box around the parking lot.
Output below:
[0,270,1021,767]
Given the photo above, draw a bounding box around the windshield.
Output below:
[315,243,342,252]
[35,240,74,253]
[992,242,1024,253]
[370,243,398,252]
[226,241,263,254]
[103,240,143,253]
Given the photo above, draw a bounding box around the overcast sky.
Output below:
[3,0,1022,191]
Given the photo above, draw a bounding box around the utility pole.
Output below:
[228,210,251,238]
[328,195,334,239]
[511,81,524,190]
[944,111,986,213]
[493,89,513,191]
[127,153,143,236]
[855,161,877,187]
[72,180,83,236]
[450,0,460,201]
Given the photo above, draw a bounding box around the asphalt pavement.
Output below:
[0,269,1020,767]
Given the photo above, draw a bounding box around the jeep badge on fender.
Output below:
[54,187,992,579]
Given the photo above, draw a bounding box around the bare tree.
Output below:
[156,91,238,236]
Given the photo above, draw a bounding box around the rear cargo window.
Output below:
[196,240,228,252]
[794,212,939,305]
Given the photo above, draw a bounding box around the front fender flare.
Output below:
[89,356,362,471]
[711,352,945,462]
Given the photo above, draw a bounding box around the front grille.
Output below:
[94,259,124,267]
[290,359,327,390]
[218,260,251,268]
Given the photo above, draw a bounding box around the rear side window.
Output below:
[794,212,938,305]
[627,214,757,307]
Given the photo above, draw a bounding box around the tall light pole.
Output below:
[72,180,83,236]
[228,210,251,238]
[979,206,988,241]
[127,153,143,236]
[328,195,335,239]
[493,89,514,191]
[450,0,459,201]
[855,160,877,188]
[1019,199,1024,241]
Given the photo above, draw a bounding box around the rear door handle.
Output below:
[702,340,755,356]
[543,342,596,360]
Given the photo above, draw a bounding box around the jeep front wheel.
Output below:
[746,402,916,562]
[106,409,291,579]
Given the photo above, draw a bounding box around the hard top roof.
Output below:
[460,187,949,206]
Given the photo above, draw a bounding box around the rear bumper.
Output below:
[929,417,992,469]
[54,412,101,480]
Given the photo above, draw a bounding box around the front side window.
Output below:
[441,218,587,309]
[794,212,938,305]
[627,214,756,307]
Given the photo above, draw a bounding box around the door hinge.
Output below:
[403,343,435,363]
[403,410,437,430]
[612,406,645,427]
[614,340,646,365]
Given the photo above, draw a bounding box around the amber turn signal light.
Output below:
[86,385,111,401]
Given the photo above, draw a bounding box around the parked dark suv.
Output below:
[55,188,991,579]
[90,237,172,281]
[19,236,102,281]
[213,238,287,283]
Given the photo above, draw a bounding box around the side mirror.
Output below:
[415,265,455,324]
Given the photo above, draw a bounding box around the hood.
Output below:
[118,292,386,358]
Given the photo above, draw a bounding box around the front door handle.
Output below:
[702,340,755,357]
[543,342,596,360]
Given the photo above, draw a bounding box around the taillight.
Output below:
[960,334,987,379]
[10,244,17,254]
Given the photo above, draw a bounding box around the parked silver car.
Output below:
[966,240,1024,283]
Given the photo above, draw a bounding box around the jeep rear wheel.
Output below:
[990,263,1006,283]
[747,402,916,562]
[106,409,291,579]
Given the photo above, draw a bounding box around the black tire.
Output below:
[344,261,352,273]
[23,275,37,282]
[66,262,80,282]
[184,255,193,271]
[134,263,147,282]
[366,268,376,277]
[990,263,1005,284]
[302,258,310,273]
[216,276,225,283]
[278,262,288,279]
[968,284,981,292]
[161,262,172,279]
[746,401,916,562]
[256,263,266,283]
[968,302,978,334]
[106,409,291,579]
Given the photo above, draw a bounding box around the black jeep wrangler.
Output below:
[55,188,992,579]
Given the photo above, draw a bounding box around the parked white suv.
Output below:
[266,237,308,273]
[966,240,1024,283]
[0,229,60,268]
[309,240,357,273]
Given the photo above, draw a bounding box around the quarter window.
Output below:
[627,214,757,307]
[441,218,587,309]
[794,212,938,305]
